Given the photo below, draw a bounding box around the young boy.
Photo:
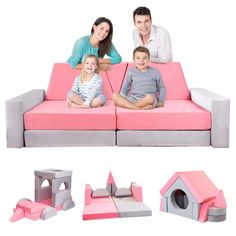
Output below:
[112,46,166,109]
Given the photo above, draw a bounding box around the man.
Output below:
[133,6,172,63]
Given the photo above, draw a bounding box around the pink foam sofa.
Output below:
[5,62,230,148]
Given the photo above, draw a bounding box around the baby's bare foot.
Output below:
[70,103,82,108]
[142,105,154,110]
[67,101,72,107]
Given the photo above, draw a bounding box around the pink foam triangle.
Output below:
[107,172,116,184]
[10,208,25,222]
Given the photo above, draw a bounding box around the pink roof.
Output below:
[160,171,219,203]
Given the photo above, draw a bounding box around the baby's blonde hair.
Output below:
[80,54,100,83]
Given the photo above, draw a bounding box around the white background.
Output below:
[0,0,235,235]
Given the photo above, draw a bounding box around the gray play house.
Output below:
[160,171,226,222]
[35,169,75,211]
[10,169,75,222]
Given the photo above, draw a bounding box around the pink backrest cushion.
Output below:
[46,62,190,100]
[46,63,113,100]
[125,62,190,100]
[106,63,128,93]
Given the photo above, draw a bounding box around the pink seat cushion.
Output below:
[46,63,113,100]
[83,197,119,220]
[116,100,211,130]
[24,100,116,130]
[126,62,190,100]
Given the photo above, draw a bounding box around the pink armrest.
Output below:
[85,184,92,205]
[131,183,143,202]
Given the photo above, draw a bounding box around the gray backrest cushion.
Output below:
[92,188,110,198]
[114,188,132,198]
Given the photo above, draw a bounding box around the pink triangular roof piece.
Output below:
[160,171,219,203]
[107,172,116,184]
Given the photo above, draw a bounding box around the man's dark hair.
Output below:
[133,6,152,21]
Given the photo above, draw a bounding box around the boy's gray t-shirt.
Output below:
[120,67,166,102]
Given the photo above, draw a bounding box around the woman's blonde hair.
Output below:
[80,54,100,83]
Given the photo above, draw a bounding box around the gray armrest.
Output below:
[5,89,45,148]
[189,88,230,148]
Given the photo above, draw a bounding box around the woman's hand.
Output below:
[99,64,113,71]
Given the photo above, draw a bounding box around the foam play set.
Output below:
[160,171,227,222]
[82,172,152,220]
[10,169,75,222]
[9,170,227,223]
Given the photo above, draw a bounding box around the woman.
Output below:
[67,17,122,71]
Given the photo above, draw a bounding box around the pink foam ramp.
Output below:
[82,197,119,220]
[11,201,50,222]
[10,208,25,222]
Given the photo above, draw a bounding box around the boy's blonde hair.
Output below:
[80,54,100,83]
[133,46,150,59]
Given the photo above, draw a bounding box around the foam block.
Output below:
[82,197,119,220]
[131,183,143,202]
[112,197,152,218]
[16,201,48,214]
